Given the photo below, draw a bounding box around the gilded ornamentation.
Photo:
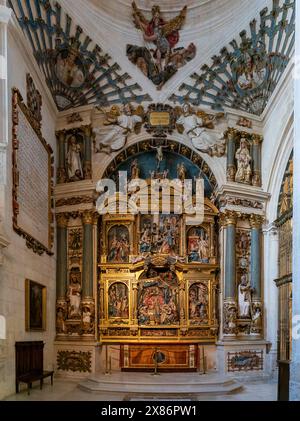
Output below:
[56,213,69,228]
[219,197,263,210]
[57,350,92,373]
[128,3,196,90]
[250,214,264,229]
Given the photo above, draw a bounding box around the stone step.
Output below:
[78,373,243,396]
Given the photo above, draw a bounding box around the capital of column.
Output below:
[224,127,238,141]
[83,125,92,137]
[56,213,69,228]
[252,134,263,145]
[220,211,239,227]
[56,130,66,141]
[250,214,264,229]
[0,5,12,25]
[81,210,94,225]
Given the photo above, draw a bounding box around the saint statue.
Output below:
[238,274,252,318]
[67,272,82,318]
[177,162,186,182]
[67,135,83,181]
[130,159,140,180]
[235,138,252,184]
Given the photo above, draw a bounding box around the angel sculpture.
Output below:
[127,3,196,89]
[94,104,144,154]
[176,103,226,157]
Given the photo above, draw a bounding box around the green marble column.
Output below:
[250,215,263,300]
[252,135,262,187]
[56,214,68,299]
[226,129,237,182]
[83,126,92,180]
[82,211,94,299]
[224,212,237,299]
[56,130,67,183]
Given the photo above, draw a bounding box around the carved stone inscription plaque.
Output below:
[17,106,49,247]
[12,89,53,255]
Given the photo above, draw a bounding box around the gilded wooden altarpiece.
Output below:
[99,197,219,344]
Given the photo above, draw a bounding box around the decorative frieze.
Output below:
[57,350,92,373]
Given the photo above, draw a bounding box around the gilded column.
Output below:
[226,129,237,182]
[56,130,67,183]
[222,211,238,337]
[250,214,264,336]
[81,211,95,335]
[252,135,263,187]
[83,125,92,180]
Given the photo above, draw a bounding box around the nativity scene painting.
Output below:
[138,269,179,326]
[127,3,196,89]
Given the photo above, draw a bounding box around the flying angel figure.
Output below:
[132,2,187,72]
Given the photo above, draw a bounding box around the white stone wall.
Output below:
[0,23,57,399]
[261,63,294,377]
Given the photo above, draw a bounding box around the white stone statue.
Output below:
[235,138,252,184]
[238,274,252,318]
[67,273,82,318]
[94,104,142,154]
[67,135,83,180]
[176,103,225,155]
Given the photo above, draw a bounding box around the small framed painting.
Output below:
[25,280,46,331]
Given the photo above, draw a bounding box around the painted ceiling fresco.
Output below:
[169,0,295,116]
[9,0,152,111]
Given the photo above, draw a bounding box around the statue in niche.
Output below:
[130,159,140,180]
[251,304,262,332]
[67,270,82,318]
[66,135,83,181]
[56,306,67,334]
[238,274,252,319]
[177,162,186,182]
[94,104,143,154]
[189,283,208,324]
[235,138,252,183]
[176,103,225,156]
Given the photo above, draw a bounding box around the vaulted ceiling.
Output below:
[9,0,295,116]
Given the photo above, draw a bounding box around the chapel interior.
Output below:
[0,0,299,401]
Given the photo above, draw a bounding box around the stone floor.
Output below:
[3,376,277,401]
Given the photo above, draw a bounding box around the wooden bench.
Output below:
[15,341,54,395]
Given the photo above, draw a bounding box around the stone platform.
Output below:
[78,372,243,399]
